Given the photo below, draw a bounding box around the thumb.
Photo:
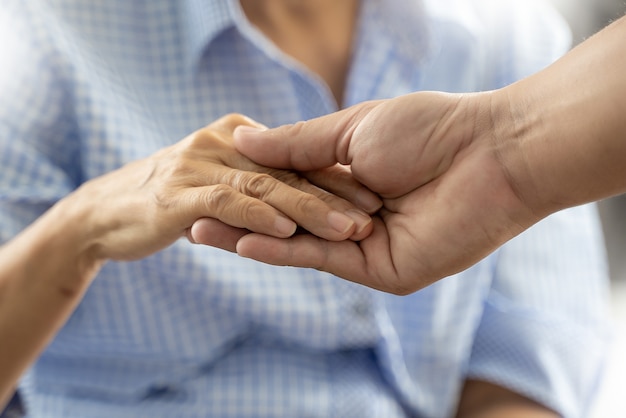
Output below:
[233,101,381,171]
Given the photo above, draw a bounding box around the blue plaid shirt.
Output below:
[0,0,611,417]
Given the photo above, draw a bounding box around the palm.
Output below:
[338,92,536,291]
[348,92,470,198]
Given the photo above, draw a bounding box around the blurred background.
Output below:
[1,2,624,418]
[550,0,625,44]
[547,1,626,417]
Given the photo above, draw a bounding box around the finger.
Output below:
[187,218,248,252]
[233,101,381,171]
[302,165,383,214]
[235,218,398,292]
[217,162,375,240]
[262,169,375,240]
[280,169,376,241]
[235,233,370,281]
[185,137,373,241]
[179,184,298,238]
[219,170,371,241]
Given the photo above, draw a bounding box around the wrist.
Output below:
[26,195,105,289]
[0,194,103,397]
[485,20,626,214]
[484,85,552,223]
[472,89,549,225]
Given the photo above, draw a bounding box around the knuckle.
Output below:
[206,182,264,224]
[187,127,210,142]
[185,128,221,151]
[222,113,249,124]
[271,169,304,186]
[239,200,263,223]
[240,171,322,217]
[215,113,256,131]
[291,194,318,216]
[242,172,277,198]
[203,184,235,210]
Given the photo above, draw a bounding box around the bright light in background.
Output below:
[0,12,33,105]
[548,0,626,44]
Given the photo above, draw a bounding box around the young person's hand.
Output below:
[209,92,535,294]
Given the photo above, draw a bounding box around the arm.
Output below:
[493,14,626,215]
[455,380,558,418]
[0,114,379,409]
[223,15,626,294]
[0,195,101,408]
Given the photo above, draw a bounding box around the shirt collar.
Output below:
[180,0,237,68]
[180,0,433,71]
[372,0,432,65]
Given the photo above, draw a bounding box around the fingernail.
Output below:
[356,188,383,213]
[327,210,355,234]
[345,209,372,233]
[275,216,297,236]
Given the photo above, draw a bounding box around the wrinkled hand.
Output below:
[211,92,539,294]
[65,114,381,263]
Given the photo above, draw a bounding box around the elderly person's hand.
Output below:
[64,113,380,264]
[0,113,382,404]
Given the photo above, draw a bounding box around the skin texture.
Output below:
[0,114,379,408]
[240,0,358,107]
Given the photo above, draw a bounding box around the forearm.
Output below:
[0,199,102,408]
[491,15,626,216]
[456,380,559,418]
[458,405,557,418]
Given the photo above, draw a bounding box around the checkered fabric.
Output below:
[0,0,611,417]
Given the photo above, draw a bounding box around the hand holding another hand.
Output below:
[55,113,380,267]
[218,91,539,294]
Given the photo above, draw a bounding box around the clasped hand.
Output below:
[194,91,542,295]
[60,114,378,266]
[68,94,541,296]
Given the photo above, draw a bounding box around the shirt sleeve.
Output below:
[465,2,611,416]
[0,1,81,243]
[466,205,611,418]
